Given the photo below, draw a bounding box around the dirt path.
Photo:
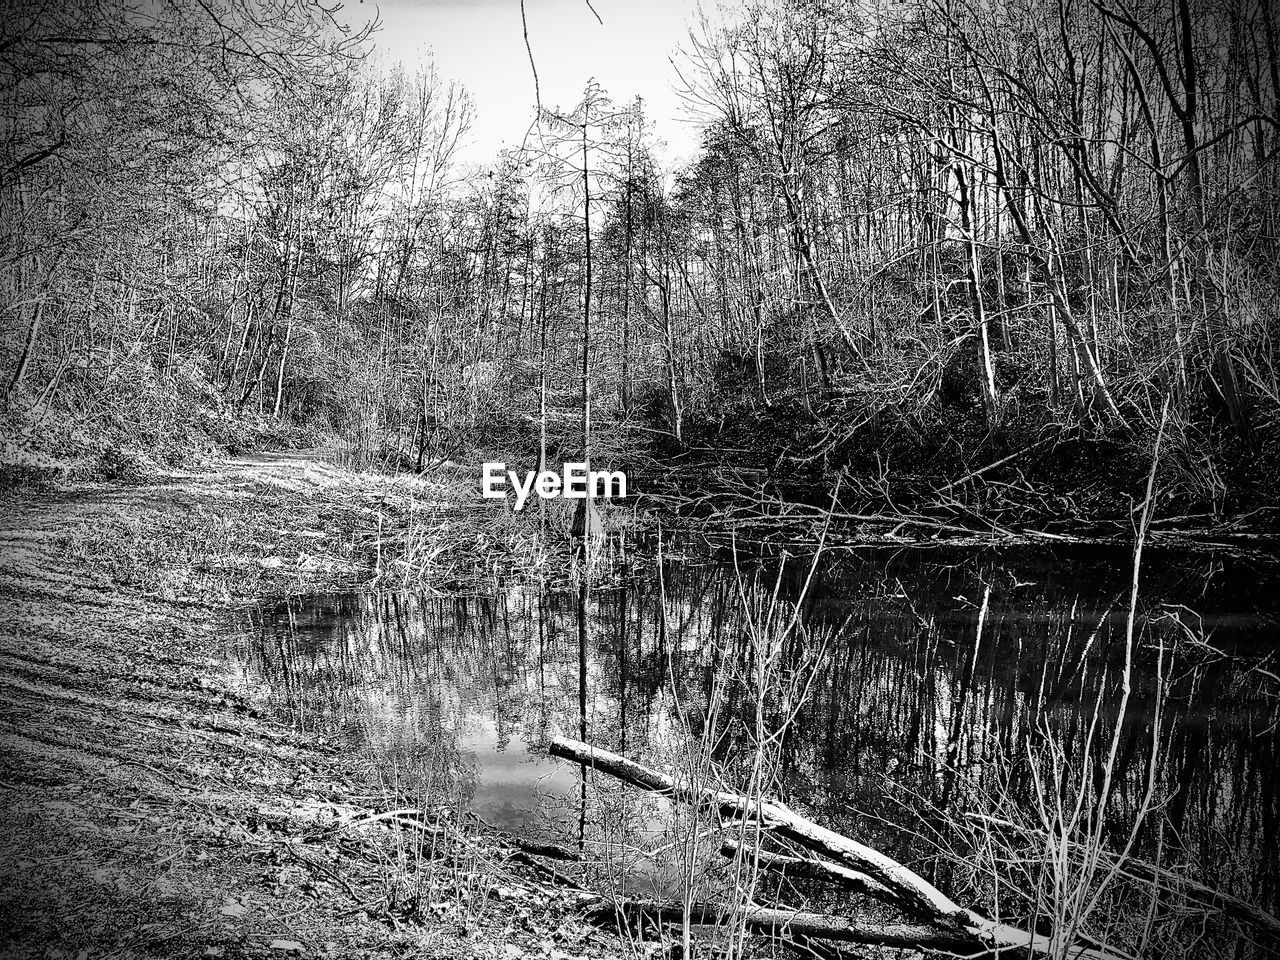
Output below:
[0,455,615,960]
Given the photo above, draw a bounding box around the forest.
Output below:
[4,0,1279,533]
[3,1,1280,960]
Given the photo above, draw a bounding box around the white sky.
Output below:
[361,0,705,168]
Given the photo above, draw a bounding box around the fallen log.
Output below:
[605,899,977,952]
[550,735,1130,960]
[719,838,892,898]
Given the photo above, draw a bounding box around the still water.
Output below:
[231,541,1280,911]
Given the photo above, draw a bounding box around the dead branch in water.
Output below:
[549,734,1132,960]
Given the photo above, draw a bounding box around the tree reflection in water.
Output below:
[239,542,1280,915]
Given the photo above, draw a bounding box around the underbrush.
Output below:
[675,368,1279,534]
[1,355,320,487]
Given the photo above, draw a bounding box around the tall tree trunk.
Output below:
[581,127,592,468]
[953,155,999,422]
[620,153,633,416]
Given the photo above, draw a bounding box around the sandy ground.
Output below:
[0,454,621,960]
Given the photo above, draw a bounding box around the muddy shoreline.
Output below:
[0,454,622,960]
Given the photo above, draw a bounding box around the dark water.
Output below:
[232,541,1280,911]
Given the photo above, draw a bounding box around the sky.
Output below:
[360,0,706,169]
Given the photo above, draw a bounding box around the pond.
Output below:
[228,539,1280,914]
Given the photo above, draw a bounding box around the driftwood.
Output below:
[550,735,1129,960]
